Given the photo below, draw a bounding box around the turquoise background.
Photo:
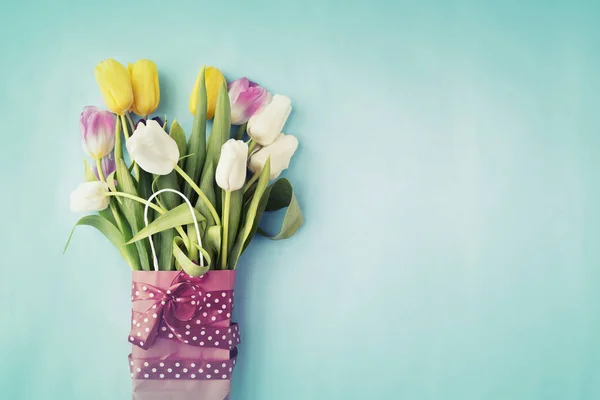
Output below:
[1,0,599,399]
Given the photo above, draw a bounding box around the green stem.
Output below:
[126,113,136,133]
[221,190,231,270]
[106,191,163,213]
[95,159,105,181]
[121,114,131,140]
[106,191,191,247]
[96,159,126,234]
[121,114,139,180]
[110,202,126,230]
[244,172,260,193]
[247,139,257,155]
[114,115,123,160]
[234,123,247,140]
[173,164,221,226]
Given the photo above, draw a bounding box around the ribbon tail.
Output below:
[129,304,163,350]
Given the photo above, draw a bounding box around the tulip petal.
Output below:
[216,139,248,191]
[249,133,298,180]
[94,59,134,115]
[228,78,272,125]
[69,181,110,212]
[247,94,291,146]
[227,77,250,105]
[126,120,179,175]
[80,106,116,160]
[130,59,160,116]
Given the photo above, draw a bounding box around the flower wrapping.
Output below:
[129,270,238,399]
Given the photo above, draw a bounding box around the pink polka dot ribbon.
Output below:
[129,348,238,380]
[129,271,236,350]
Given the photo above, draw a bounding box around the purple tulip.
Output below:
[93,151,116,180]
[80,106,116,160]
[228,78,271,125]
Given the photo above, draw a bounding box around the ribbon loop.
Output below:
[129,271,235,350]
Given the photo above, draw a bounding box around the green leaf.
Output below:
[127,203,205,244]
[64,215,138,269]
[228,158,271,269]
[173,237,210,277]
[256,178,303,241]
[170,120,187,171]
[206,84,231,168]
[195,161,216,227]
[186,223,200,263]
[184,66,207,201]
[84,160,97,182]
[116,159,151,270]
[201,84,231,213]
[105,171,123,206]
[98,207,117,228]
[201,225,221,270]
[206,225,221,253]
[137,169,153,203]
[156,173,181,210]
[155,172,181,271]
[226,189,243,253]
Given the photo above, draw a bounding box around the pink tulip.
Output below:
[80,106,116,160]
[228,78,271,125]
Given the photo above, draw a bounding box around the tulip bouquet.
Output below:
[65,59,302,399]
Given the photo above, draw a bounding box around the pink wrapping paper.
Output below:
[129,270,237,400]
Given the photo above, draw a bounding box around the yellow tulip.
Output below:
[94,59,134,115]
[189,66,226,119]
[128,60,160,117]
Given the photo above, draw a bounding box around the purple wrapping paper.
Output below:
[129,270,238,400]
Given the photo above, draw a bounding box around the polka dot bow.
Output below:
[129,271,235,350]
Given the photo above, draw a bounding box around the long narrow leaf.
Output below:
[202,84,231,213]
[228,159,271,269]
[173,237,210,277]
[137,169,153,203]
[195,161,216,227]
[184,66,207,201]
[155,172,181,270]
[169,120,187,171]
[127,203,205,244]
[255,178,303,241]
[205,83,231,170]
[116,159,151,270]
[98,207,117,228]
[64,215,138,269]
[226,189,243,253]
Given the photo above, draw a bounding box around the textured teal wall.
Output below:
[1,0,599,399]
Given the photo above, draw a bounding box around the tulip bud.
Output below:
[126,120,180,175]
[249,133,298,180]
[216,139,249,191]
[80,106,116,160]
[128,60,160,117]
[93,151,116,180]
[247,94,291,146]
[94,59,134,115]
[70,181,110,212]
[189,66,226,120]
[228,78,271,125]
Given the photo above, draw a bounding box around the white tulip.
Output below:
[249,133,298,180]
[126,119,180,175]
[70,181,110,213]
[247,94,292,146]
[216,139,249,191]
